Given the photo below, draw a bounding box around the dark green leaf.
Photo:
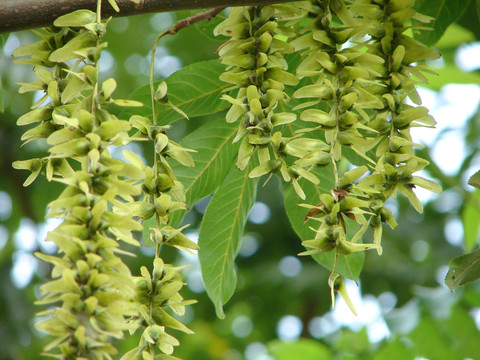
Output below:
[0,34,8,113]
[281,167,364,281]
[478,0,480,22]
[468,170,480,189]
[170,112,239,226]
[414,0,472,46]
[0,71,4,113]
[121,59,228,123]
[198,163,257,319]
[445,247,480,291]
[0,34,9,47]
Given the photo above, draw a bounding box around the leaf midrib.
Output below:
[183,129,235,200]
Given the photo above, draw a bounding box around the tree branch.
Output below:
[0,0,303,34]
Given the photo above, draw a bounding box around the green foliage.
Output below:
[462,191,480,251]
[121,59,229,124]
[268,339,334,360]
[446,248,480,291]
[170,112,239,227]
[198,161,257,318]
[414,0,472,46]
[4,0,480,359]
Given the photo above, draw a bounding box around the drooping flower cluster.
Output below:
[13,9,146,358]
[291,0,441,302]
[13,6,196,359]
[121,86,198,359]
[217,0,441,310]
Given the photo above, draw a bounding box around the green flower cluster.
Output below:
[218,0,441,309]
[121,259,196,360]
[217,5,339,199]
[13,5,196,359]
[13,9,145,359]
[290,0,441,303]
[122,85,198,359]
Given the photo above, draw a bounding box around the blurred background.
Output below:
[2,3,480,359]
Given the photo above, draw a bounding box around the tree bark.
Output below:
[0,0,302,34]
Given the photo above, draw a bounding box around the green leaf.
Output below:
[372,338,415,360]
[281,167,364,281]
[192,10,228,42]
[462,191,480,251]
[0,34,9,47]
[0,71,4,113]
[468,170,480,189]
[333,328,370,354]
[268,339,334,360]
[421,65,480,91]
[414,0,472,46]
[198,163,257,319]
[435,23,475,49]
[121,59,229,124]
[170,112,239,226]
[409,318,457,359]
[445,247,480,292]
[444,305,480,357]
[478,0,480,22]
[0,33,5,113]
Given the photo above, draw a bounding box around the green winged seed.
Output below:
[293,84,332,99]
[249,159,281,178]
[53,10,96,27]
[17,106,52,126]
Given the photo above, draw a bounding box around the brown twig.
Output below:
[0,0,303,34]
[165,7,225,35]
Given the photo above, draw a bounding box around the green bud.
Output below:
[154,81,168,103]
[154,194,172,217]
[339,92,359,112]
[338,111,358,128]
[258,32,273,52]
[156,174,175,193]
